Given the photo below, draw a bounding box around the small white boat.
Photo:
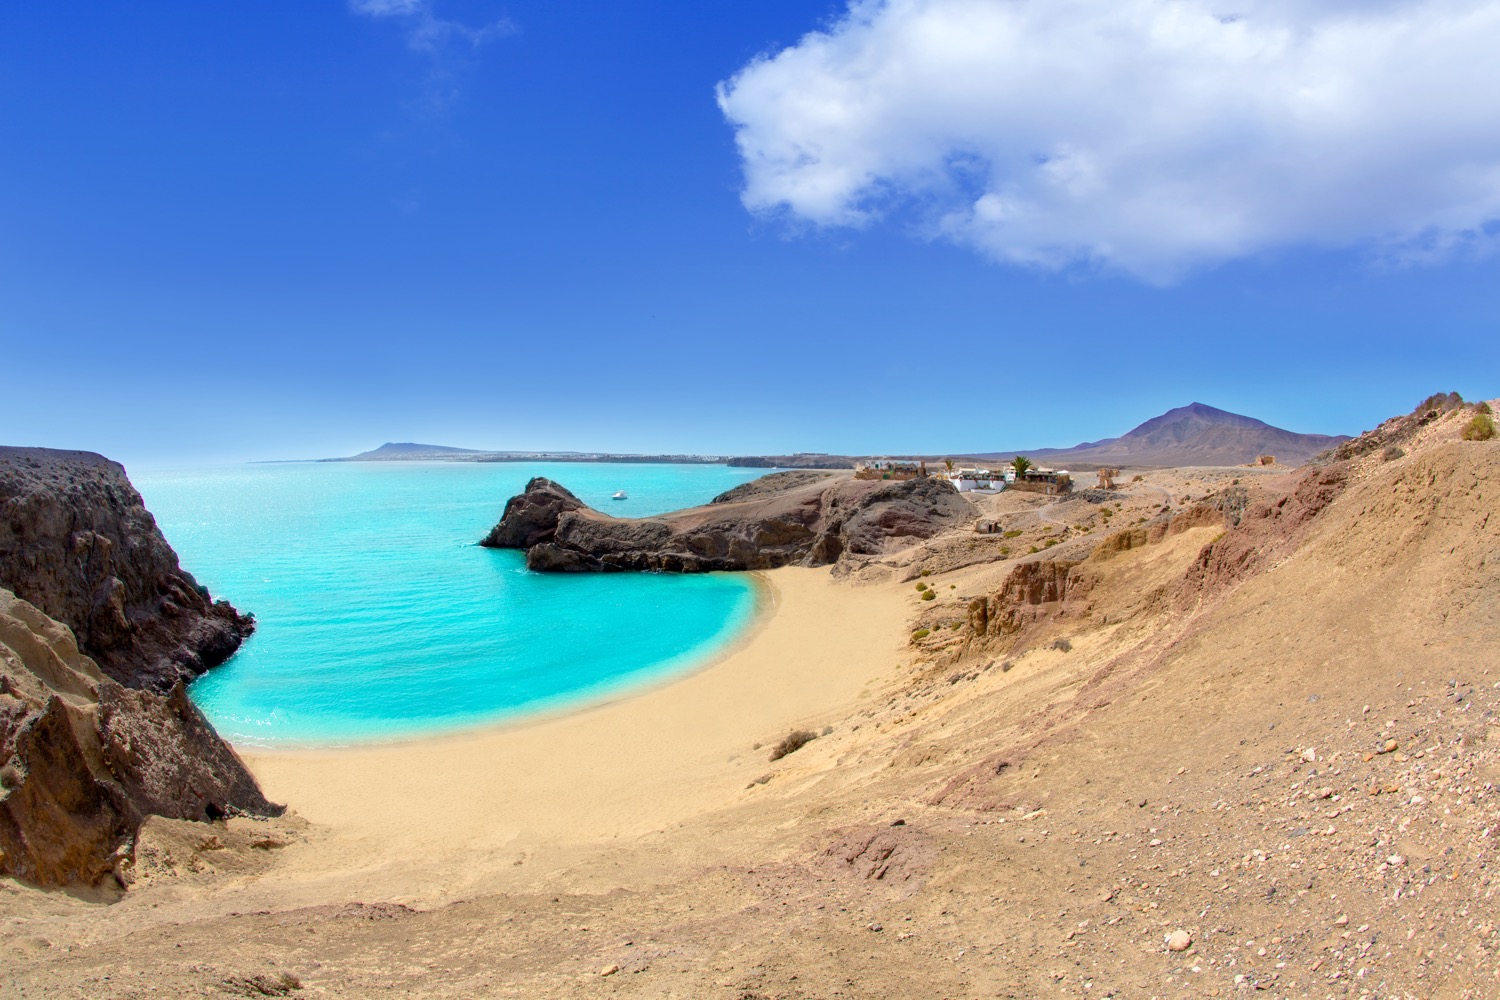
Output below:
[611,490,628,500]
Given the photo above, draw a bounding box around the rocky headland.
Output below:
[0,447,278,888]
[480,470,972,571]
[0,447,253,693]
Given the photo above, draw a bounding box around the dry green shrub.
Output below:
[920,589,936,601]
[912,628,931,641]
[1462,412,1496,441]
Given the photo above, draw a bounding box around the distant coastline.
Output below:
[312,403,1349,470]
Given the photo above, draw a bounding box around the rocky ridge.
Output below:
[0,447,253,693]
[481,471,973,572]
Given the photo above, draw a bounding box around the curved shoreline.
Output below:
[232,570,778,754]
[236,565,906,903]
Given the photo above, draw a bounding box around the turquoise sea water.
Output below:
[132,462,764,747]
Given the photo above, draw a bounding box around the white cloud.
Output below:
[351,0,515,108]
[716,0,1500,282]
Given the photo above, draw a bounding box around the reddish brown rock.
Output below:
[0,588,280,887]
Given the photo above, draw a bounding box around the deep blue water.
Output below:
[132,462,764,747]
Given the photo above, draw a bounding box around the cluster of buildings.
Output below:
[853,459,1073,496]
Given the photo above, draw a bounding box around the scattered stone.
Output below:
[599,964,620,977]
[1166,930,1192,952]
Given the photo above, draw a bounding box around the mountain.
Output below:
[975,403,1349,468]
[336,442,490,461]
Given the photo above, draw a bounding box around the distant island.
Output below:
[324,403,1349,470]
[322,443,729,465]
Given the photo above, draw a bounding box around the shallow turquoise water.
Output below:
[132,462,764,747]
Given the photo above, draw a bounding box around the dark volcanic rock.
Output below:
[0,588,280,887]
[0,446,253,692]
[481,472,972,572]
[480,477,586,548]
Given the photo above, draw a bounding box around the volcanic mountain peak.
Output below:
[979,402,1349,467]
[1126,402,1271,439]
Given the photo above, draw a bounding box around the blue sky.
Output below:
[2,1,1496,466]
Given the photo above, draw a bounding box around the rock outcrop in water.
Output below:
[481,471,972,572]
[0,447,253,693]
[0,447,279,888]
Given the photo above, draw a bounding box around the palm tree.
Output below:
[944,458,954,473]
[1011,455,1033,478]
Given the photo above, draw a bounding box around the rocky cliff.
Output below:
[0,446,278,888]
[0,588,279,887]
[0,447,253,693]
[481,471,972,572]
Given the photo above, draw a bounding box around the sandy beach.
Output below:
[7,403,1499,999]
[238,566,906,902]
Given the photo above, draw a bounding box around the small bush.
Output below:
[769,730,817,761]
[912,628,931,641]
[1462,412,1496,441]
[1002,529,1023,539]
[915,582,928,591]
[950,621,961,630]
[1000,660,1014,672]
[1029,545,1039,554]
[1131,474,1144,482]
[1043,538,1059,548]
[920,568,931,577]
[999,546,1011,555]
[1050,638,1073,652]
[1382,445,1406,461]
[921,590,936,601]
